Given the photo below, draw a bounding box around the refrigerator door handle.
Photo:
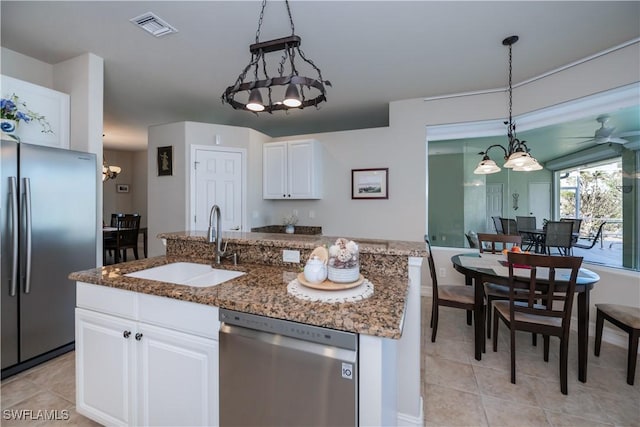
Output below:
[9,177,19,297]
[23,178,33,294]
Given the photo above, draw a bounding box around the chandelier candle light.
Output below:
[102,158,121,182]
[474,35,543,175]
[221,0,331,113]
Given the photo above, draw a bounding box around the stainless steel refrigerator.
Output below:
[1,139,97,378]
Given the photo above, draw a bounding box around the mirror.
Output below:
[427,101,639,270]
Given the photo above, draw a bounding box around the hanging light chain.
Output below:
[284,0,295,35]
[255,0,267,43]
[221,0,329,112]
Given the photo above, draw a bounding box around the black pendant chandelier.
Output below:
[474,35,542,174]
[221,0,331,113]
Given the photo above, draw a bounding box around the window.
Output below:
[557,158,635,269]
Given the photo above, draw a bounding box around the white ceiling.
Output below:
[1,1,639,151]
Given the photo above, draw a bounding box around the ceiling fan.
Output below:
[570,115,639,145]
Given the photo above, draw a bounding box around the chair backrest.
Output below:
[544,221,573,251]
[492,216,504,234]
[506,252,583,330]
[465,231,479,248]
[516,216,536,231]
[560,218,582,235]
[500,218,519,235]
[110,213,125,227]
[424,236,439,299]
[477,233,522,253]
[116,214,141,248]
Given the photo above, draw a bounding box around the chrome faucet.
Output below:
[208,204,237,265]
[208,204,223,263]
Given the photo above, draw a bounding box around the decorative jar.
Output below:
[328,238,359,283]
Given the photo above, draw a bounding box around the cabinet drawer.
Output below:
[138,293,219,340]
[77,282,136,319]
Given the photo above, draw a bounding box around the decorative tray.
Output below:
[297,273,365,291]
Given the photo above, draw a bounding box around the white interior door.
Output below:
[486,184,503,231]
[528,182,551,228]
[192,148,243,232]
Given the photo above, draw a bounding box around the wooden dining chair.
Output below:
[105,214,141,263]
[493,252,583,395]
[544,221,574,255]
[425,236,478,343]
[477,233,524,340]
[594,304,640,385]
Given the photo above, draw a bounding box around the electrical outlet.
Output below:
[282,249,300,263]
[439,268,446,278]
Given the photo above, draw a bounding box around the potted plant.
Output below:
[1,93,53,140]
[282,214,298,234]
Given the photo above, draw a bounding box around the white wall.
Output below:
[147,122,270,256]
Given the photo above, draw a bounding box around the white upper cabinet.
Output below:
[263,139,322,199]
[1,75,70,149]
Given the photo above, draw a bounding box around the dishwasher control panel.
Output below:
[219,309,357,350]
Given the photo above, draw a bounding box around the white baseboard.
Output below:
[396,397,424,427]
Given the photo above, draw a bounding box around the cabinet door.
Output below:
[287,140,319,199]
[137,322,219,427]
[75,308,136,427]
[263,142,288,199]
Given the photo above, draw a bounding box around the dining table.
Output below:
[451,252,600,383]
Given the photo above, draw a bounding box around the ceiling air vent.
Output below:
[130,12,178,38]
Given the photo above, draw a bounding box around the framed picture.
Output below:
[157,146,173,176]
[116,184,130,193]
[352,168,388,199]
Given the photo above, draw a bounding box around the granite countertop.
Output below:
[158,230,427,257]
[69,255,410,339]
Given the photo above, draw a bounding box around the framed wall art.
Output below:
[157,146,173,176]
[351,168,388,199]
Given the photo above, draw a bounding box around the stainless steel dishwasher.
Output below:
[219,309,358,426]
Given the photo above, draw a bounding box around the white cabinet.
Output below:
[75,283,219,427]
[263,139,322,199]
[1,75,70,149]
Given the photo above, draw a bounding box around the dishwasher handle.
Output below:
[220,323,357,363]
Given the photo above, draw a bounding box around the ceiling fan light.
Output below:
[246,89,265,112]
[283,84,302,107]
[474,158,501,174]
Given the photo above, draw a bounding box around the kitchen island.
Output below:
[70,231,426,426]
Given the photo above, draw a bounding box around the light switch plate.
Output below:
[282,249,300,263]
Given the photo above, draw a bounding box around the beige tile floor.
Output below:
[0,352,99,426]
[423,296,640,427]
[1,296,638,426]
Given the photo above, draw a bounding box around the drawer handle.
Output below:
[135,333,143,341]
[123,330,131,339]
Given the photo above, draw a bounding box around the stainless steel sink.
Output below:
[125,262,245,287]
